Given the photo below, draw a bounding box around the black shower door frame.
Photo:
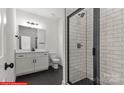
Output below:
[67,8,100,85]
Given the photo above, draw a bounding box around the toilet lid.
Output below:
[52,58,60,62]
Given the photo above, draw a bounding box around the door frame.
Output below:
[93,8,100,84]
[67,8,100,85]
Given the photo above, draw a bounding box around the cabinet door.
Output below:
[37,29,46,49]
[16,57,34,76]
[35,53,49,72]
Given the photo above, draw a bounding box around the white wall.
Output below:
[58,18,65,66]
[16,9,59,56]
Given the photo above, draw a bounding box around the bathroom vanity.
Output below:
[15,50,49,76]
[15,25,49,76]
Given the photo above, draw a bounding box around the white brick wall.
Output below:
[69,10,87,83]
[100,8,124,85]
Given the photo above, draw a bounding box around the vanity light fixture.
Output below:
[27,21,39,26]
[27,21,30,24]
[0,13,1,25]
[3,11,7,25]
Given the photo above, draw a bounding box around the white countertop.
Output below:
[16,49,49,53]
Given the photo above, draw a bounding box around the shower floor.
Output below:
[72,78,94,85]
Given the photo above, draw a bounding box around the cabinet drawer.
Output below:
[25,53,34,58]
[16,53,25,58]
[35,52,48,57]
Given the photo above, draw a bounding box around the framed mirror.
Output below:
[16,25,46,51]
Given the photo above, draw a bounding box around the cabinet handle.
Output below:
[18,55,24,57]
[33,59,36,63]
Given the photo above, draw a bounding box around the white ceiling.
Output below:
[17,8,65,20]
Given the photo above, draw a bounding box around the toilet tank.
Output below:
[49,52,58,58]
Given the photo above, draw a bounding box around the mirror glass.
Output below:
[21,36,31,50]
[17,25,46,51]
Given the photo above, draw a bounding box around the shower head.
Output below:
[78,12,85,17]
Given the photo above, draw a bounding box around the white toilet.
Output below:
[49,52,60,69]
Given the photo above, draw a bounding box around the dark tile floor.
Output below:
[72,78,94,85]
[16,66,63,85]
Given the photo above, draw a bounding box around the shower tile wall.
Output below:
[66,8,93,82]
[100,8,124,84]
[86,8,93,80]
[69,9,87,83]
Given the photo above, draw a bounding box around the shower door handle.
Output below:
[92,48,96,56]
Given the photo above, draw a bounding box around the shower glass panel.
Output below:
[68,8,93,84]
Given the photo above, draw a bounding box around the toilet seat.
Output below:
[52,58,60,62]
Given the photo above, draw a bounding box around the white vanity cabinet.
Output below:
[16,51,49,76]
[16,53,34,76]
[34,52,49,72]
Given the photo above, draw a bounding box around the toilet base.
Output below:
[52,64,59,69]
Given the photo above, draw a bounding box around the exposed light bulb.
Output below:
[0,13,1,25]
[3,12,7,25]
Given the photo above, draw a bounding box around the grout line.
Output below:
[86,9,88,78]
